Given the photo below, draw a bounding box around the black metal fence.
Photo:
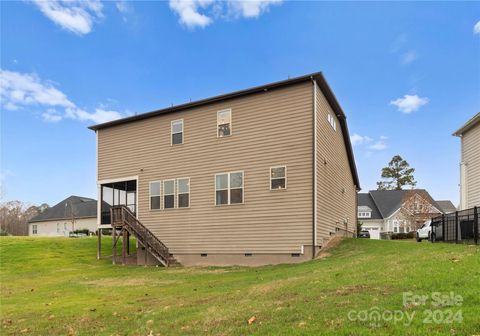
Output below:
[431,206,478,245]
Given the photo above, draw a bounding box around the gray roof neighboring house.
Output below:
[435,200,457,214]
[29,196,97,223]
[358,189,443,219]
[357,193,383,219]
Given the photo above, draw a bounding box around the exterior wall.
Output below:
[314,82,357,247]
[29,217,97,236]
[461,122,480,209]
[98,82,314,257]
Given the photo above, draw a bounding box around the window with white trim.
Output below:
[270,166,286,190]
[358,211,371,218]
[215,172,243,205]
[177,178,190,208]
[149,182,161,210]
[171,119,183,145]
[327,113,337,130]
[32,224,38,235]
[163,180,175,209]
[217,109,232,137]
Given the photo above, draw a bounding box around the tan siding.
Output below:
[463,123,480,208]
[315,83,357,245]
[98,82,313,254]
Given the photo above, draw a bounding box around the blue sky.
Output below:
[1,1,479,207]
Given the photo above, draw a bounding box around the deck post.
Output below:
[97,228,102,259]
[144,242,148,267]
[126,231,130,255]
[112,226,116,265]
[122,228,127,265]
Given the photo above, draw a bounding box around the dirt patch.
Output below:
[81,278,179,287]
[316,237,343,259]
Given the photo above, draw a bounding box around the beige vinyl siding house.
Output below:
[91,73,360,266]
[454,112,480,210]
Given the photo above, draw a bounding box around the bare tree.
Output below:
[0,201,49,236]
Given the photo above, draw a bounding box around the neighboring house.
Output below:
[89,72,360,266]
[435,200,457,214]
[357,190,443,239]
[28,196,97,236]
[453,112,480,210]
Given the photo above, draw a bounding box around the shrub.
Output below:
[72,229,90,235]
[391,232,415,240]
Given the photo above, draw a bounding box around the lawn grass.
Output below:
[1,237,479,335]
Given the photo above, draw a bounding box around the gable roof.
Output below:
[88,72,360,190]
[357,193,383,219]
[29,196,97,223]
[435,200,457,214]
[358,189,443,219]
[453,112,480,136]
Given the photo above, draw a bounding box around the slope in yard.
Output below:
[0,237,479,335]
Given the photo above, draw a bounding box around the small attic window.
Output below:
[327,113,336,131]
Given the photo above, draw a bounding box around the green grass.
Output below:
[1,237,479,335]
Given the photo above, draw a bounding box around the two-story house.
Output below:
[453,112,480,210]
[357,190,443,239]
[90,72,360,266]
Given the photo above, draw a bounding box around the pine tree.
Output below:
[376,155,416,190]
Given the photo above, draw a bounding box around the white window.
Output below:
[171,119,183,145]
[177,178,190,208]
[215,172,243,205]
[32,224,37,235]
[57,223,60,233]
[270,166,286,190]
[163,180,175,209]
[327,113,336,130]
[358,212,371,218]
[149,181,161,210]
[217,109,232,137]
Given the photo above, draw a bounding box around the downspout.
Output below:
[312,77,318,259]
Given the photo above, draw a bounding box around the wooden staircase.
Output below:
[110,206,179,267]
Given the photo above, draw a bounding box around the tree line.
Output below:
[0,201,49,236]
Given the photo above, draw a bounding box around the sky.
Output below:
[1,1,479,207]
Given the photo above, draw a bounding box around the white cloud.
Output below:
[0,69,123,124]
[227,0,282,18]
[350,133,373,146]
[169,0,282,28]
[116,0,129,14]
[350,133,387,151]
[116,0,133,22]
[31,0,104,35]
[390,94,429,114]
[0,70,74,110]
[169,0,214,28]
[42,109,63,122]
[368,141,387,151]
[474,21,480,35]
[400,50,417,65]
